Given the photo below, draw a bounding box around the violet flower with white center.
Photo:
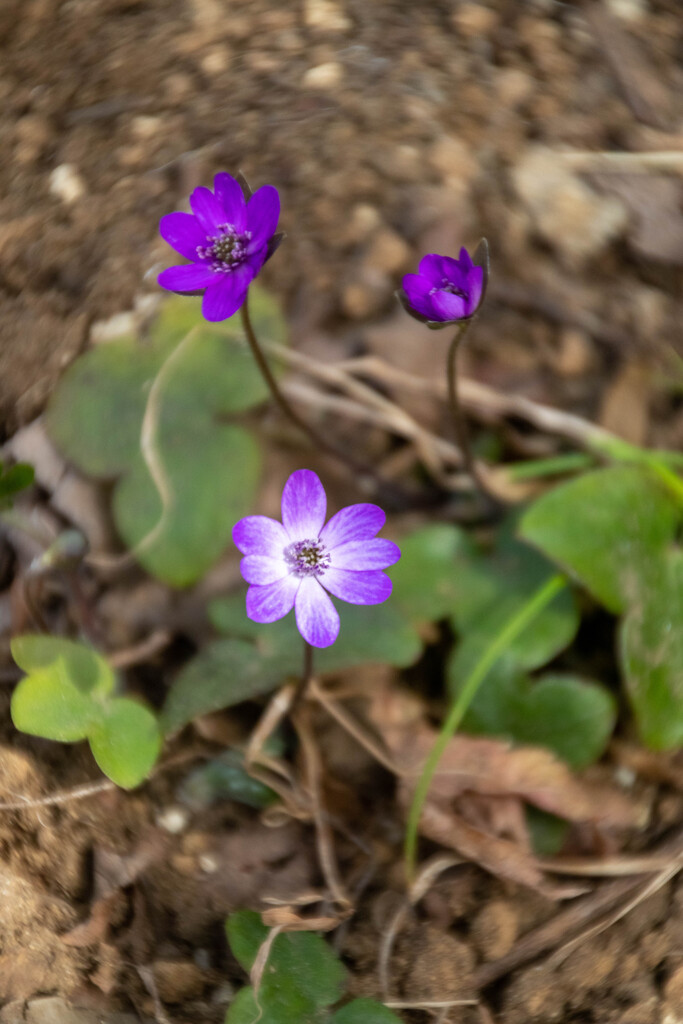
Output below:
[233,470,401,649]
[400,247,485,327]
[157,172,281,323]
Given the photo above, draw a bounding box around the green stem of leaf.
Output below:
[403,571,567,881]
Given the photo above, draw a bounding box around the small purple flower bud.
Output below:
[157,172,281,323]
[232,470,401,649]
[399,241,489,329]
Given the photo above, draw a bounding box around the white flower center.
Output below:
[284,538,331,578]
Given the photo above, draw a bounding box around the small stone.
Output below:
[513,146,629,267]
[304,0,351,32]
[341,203,382,245]
[25,999,98,1024]
[364,227,412,274]
[90,310,137,343]
[199,853,219,873]
[451,2,499,36]
[471,900,519,961]
[152,960,207,1003]
[556,328,594,377]
[661,965,683,1024]
[341,268,391,320]
[496,67,535,107]
[130,115,163,139]
[0,1002,25,1024]
[14,114,51,164]
[49,164,86,204]
[605,0,648,22]
[369,144,422,183]
[164,72,194,102]
[619,998,659,1024]
[428,136,478,194]
[302,61,343,89]
[201,47,230,74]
[156,806,190,835]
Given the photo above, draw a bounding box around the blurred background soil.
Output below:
[1,0,682,439]
[1,0,683,1021]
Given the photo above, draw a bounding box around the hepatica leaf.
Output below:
[89,698,162,790]
[391,523,476,624]
[620,548,683,750]
[520,465,680,613]
[46,288,286,586]
[163,595,422,734]
[455,661,616,769]
[226,911,347,1024]
[331,1000,403,1024]
[10,636,161,789]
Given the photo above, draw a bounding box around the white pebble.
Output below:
[49,164,86,204]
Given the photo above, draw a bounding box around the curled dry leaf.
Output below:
[371,689,649,893]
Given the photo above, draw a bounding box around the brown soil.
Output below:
[2,0,683,1021]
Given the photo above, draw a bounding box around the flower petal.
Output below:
[295,577,340,648]
[233,515,289,556]
[402,274,438,320]
[213,173,247,230]
[320,503,385,549]
[240,555,289,585]
[157,262,216,292]
[322,568,392,605]
[247,185,280,250]
[190,186,227,234]
[430,289,467,321]
[458,246,474,270]
[464,265,484,315]
[417,254,446,286]
[246,575,299,624]
[330,538,401,571]
[202,265,252,321]
[281,470,327,541]
[159,212,206,259]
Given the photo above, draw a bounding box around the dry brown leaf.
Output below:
[418,801,583,899]
[61,894,117,948]
[391,729,647,831]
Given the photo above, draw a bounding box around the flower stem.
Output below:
[240,294,415,508]
[403,572,567,882]
[446,321,498,506]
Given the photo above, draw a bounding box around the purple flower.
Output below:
[233,470,401,649]
[157,172,281,322]
[400,247,485,326]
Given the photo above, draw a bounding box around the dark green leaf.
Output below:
[331,1001,403,1024]
[456,663,616,768]
[519,466,680,613]
[620,548,683,750]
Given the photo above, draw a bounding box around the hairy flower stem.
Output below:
[446,322,498,508]
[240,295,415,508]
[404,572,567,882]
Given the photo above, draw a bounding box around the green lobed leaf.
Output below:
[46,337,171,478]
[88,697,162,789]
[519,465,680,613]
[620,548,683,750]
[178,750,278,810]
[11,636,161,788]
[11,661,98,742]
[0,462,34,501]
[456,663,616,769]
[330,1000,403,1024]
[11,635,115,697]
[226,912,347,1020]
[46,287,286,587]
[164,597,421,734]
[161,638,287,735]
[390,523,475,624]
